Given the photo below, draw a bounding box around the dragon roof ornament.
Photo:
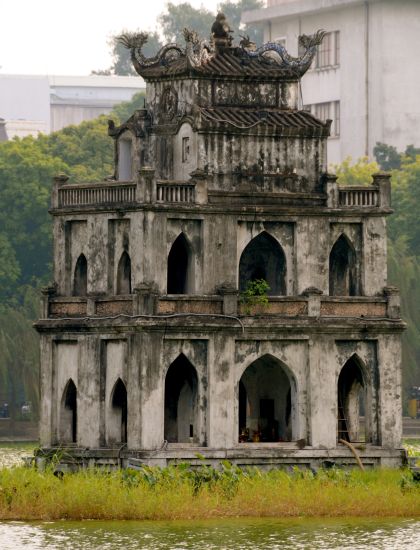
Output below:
[118,15,325,79]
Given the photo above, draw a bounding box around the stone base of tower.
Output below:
[35,444,406,472]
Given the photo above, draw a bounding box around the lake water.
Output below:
[0,518,419,549]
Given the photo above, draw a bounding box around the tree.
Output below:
[373,142,401,171]
[333,156,379,186]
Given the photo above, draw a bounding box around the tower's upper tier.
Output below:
[119,13,325,86]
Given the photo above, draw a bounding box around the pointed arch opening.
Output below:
[239,232,287,296]
[167,233,193,294]
[164,354,198,443]
[73,254,87,296]
[329,234,358,296]
[60,379,77,444]
[116,251,132,295]
[108,378,128,444]
[337,355,369,443]
[238,354,296,443]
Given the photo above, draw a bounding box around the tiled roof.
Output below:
[199,107,331,135]
[141,51,304,80]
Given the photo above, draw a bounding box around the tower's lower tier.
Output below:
[35,444,406,471]
[36,316,405,466]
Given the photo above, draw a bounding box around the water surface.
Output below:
[0,517,419,549]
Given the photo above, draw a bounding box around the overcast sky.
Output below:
[0,0,221,75]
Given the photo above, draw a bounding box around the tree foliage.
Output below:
[334,156,379,186]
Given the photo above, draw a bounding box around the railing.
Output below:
[339,187,379,207]
[58,182,136,208]
[46,295,391,319]
[156,182,196,203]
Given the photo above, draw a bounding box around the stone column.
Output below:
[307,336,337,448]
[207,334,236,448]
[138,167,155,203]
[133,284,158,315]
[77,335,101,448]
[383,286,401,319]
[373,172,391,208]
[39,335,53,447]
[302,287,322,317]
[323,173,339,208]
[217,284,238,315]
[377,334,403,448]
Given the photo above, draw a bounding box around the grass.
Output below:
[0,462,419,521]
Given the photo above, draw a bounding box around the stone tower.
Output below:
[36,17,405,468]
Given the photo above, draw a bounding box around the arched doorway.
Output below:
[337,355,368,443]
[73,254,87,296]
[60,379,77,444]
[116,251,132,295]
[167,233,193,294]
[239,232,287,295]
[329,234,358,296]
[164,354,198,443]
[108,378,128,444]
[238,355,296,443]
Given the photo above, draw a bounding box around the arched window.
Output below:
[164,354,198,443]
[167,233,193,294]
[60,379,77,444]
[239,232,286,295]
[73,254,87,296]
[108,378,128,444]
[116,251,132,295]
[238,354,296,443]
[329,234,358,296]
[337,355,368,443]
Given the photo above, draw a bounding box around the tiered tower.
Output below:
[36,15,405,468]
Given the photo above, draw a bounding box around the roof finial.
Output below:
[211,12,233,53]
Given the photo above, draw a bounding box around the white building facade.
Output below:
[0,75,145,139]
[243,0,420,165]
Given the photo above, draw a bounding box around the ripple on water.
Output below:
[0,518,420,550]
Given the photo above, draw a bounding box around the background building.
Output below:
[243,0,420,164]
[0,74,145,139]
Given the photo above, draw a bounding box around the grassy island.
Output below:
[0,462,419,521]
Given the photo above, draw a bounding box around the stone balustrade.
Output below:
[44,294,392,320]
[55,182,137,208]
[51,171,392,210]
[156,182,196,203]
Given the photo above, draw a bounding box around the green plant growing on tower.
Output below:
[240,279,270,314]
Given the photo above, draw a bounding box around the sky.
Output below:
[0,0,221,76]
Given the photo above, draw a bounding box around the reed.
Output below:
[0,462,419,521]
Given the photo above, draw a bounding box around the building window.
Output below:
[182,137,190,163]
[301,31,340,69]
[274,37,286,48]
[305,101,340,137]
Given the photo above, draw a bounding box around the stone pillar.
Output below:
[384,286,401,319]
[323,173,339,208]
[51,174,69,208]
[302,287,322,317]
[138,167,155,203]
[308,336,337,448]
[190,169,208,204]
[207,334,236,448]
[133,284,158,315]
[377,334,403,448]
[127,334,142,449]
[40,284,57,319]
[77,336,101,448]
[39,335,53,447]
[373,172,391,208]
[217,284,238,315]
[139,332,165,449]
